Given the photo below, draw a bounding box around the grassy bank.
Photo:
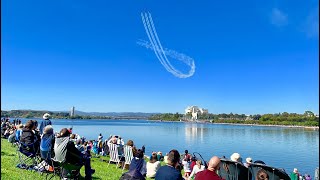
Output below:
[1,139,168,180]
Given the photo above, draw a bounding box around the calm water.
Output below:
[21,118,319,176]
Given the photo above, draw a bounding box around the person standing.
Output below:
[39,113,52,135]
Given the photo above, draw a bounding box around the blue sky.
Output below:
[1,0,319,114]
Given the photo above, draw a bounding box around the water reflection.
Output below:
[185,123,206,144]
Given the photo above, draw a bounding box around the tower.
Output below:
[70,106,75,117]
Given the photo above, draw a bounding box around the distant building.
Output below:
[245,115,253,121]
[70,106,75,117]
[185,106,208,120]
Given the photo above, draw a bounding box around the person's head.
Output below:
[111,137,117,144]
[59,128,71,137]
[43,113,50,120]
[167,149,180,167]
[126,140,134,146]
[207,156,221,172]
[256,169,269,180]
[293,168,298,174]
[32,120,38,130]
[70,134,75,139]
[43,125,53,135]
[185,150,189,154]
[24,120,35,130]
[230,153,242,162]
[76,139,82,145]
[191,156,197,161]
[196,159,202,167]
[246,157,253,164]
[17,124,24,130]
[149,153,158,163]
[136,149,144,159]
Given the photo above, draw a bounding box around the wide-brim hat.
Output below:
[246,157,252,164]
[43,113,51,119]
[230,153,241,162]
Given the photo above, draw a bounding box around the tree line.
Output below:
[148,111,319,127]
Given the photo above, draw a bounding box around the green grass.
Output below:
[1,139,177,180]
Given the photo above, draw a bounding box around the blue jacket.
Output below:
[40,134,55,151]
[39,119,52,135]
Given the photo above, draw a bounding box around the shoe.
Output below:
[91,169,95,175]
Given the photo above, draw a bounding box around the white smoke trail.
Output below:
[141,13,172,74]
[142,12,180,76]
[138,12,196,78]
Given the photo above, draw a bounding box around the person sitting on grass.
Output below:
[195,156,223,180]
[15,124,24,142]
[155,149,184,180]
[157,151,164,161]
[189,160,205,180]
[129,149,147,177]
[147,152,161,178]
[182,155,192,178]
[7,127,16,143]
[75,139,85,152]
[54,128,95,179]
[190,156,197,172]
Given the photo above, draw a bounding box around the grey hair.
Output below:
[43,125,54,134]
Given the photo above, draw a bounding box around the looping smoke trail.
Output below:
[138,12,196,78]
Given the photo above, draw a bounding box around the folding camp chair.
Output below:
[16,142,40,170]
[249,163,290,180]
[51,157,82,180]
[217,158,250,180]
[107,143,123,168]
[122,145,134,172]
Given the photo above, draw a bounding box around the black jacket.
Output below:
[20,128,36,145]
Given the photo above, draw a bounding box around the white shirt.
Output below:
[182,160,191,173]
[189,165,205,179]
[146,161,161,178]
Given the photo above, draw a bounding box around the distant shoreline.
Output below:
[148,119,319,129]
[210,122,319,129]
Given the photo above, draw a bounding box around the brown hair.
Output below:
[136,149,144,159]
[149,153,158,163]
[167,149,180,166]
[256,169,269,180]
[126,140,134,147]
[60,128,70,137]
[24,120,35,130]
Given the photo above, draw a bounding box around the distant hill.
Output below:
[73,110,157,117]
[1,109,158,118]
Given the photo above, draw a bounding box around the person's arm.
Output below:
[189,166,196,179]
[39,121,44,135]
[156,161,161,171]
[141,160,147,175]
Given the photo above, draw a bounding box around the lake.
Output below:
[20,118,319,176]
